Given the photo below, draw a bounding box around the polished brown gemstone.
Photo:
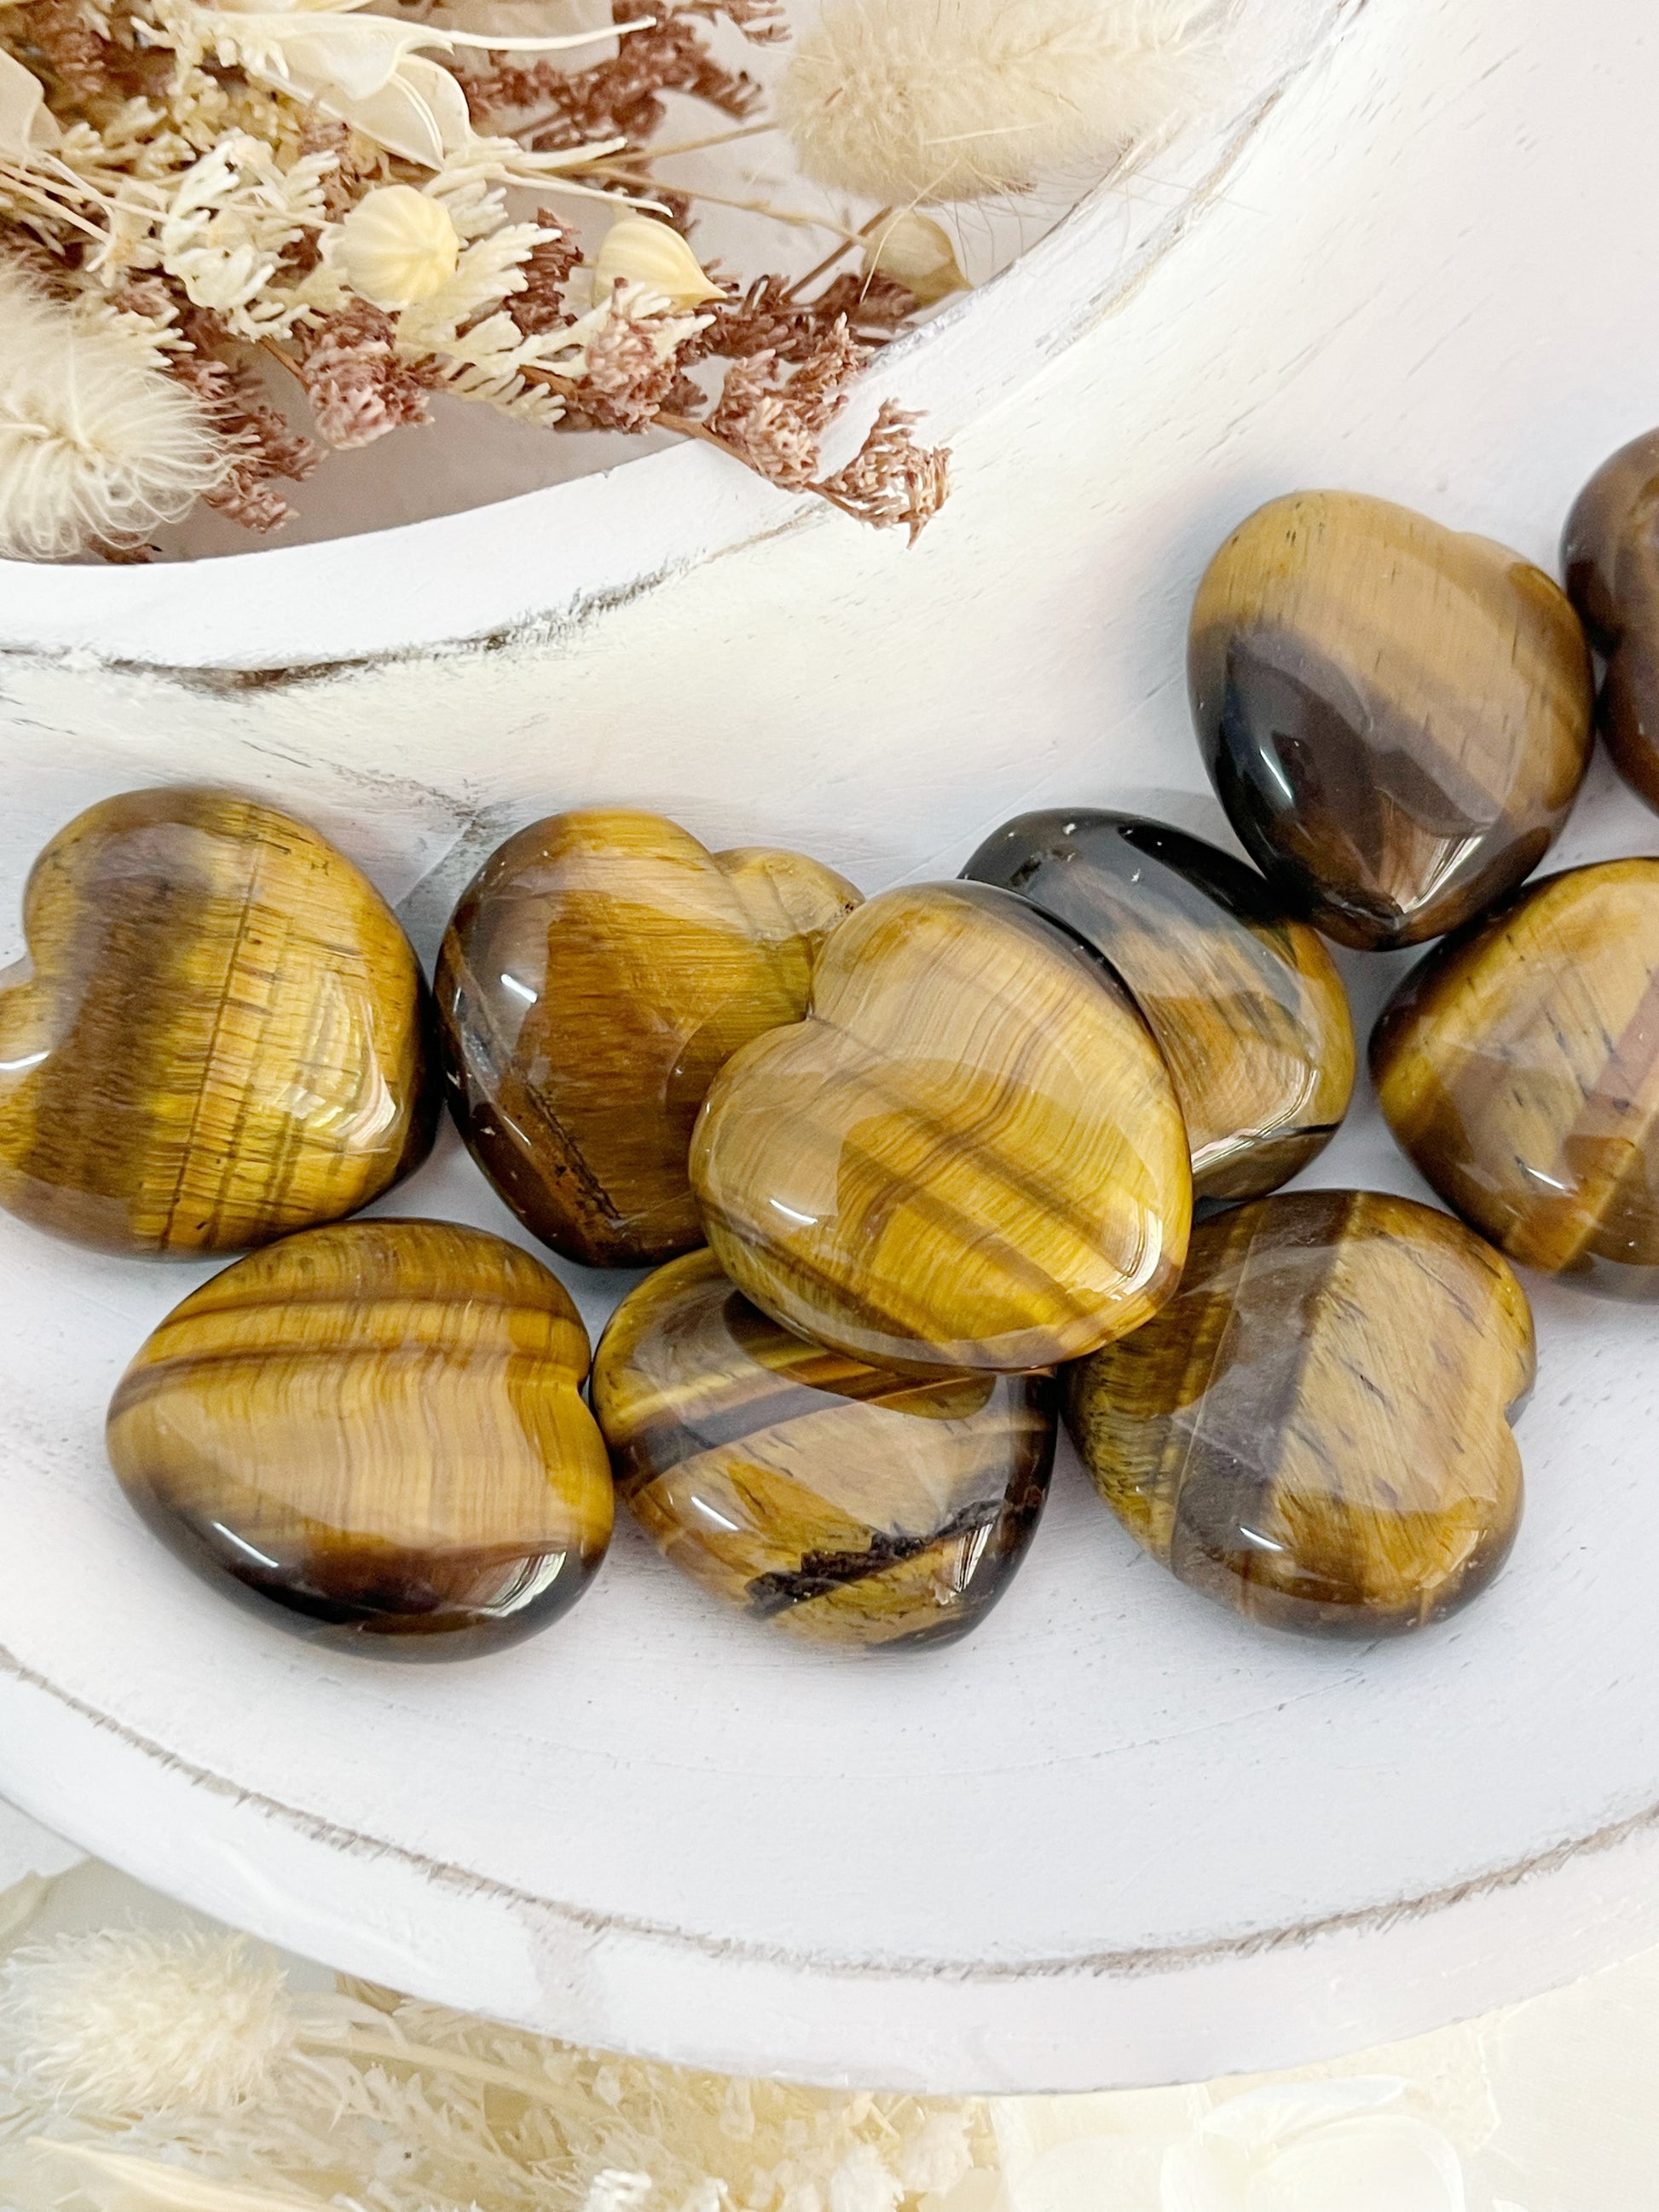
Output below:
[0,788,436,1256]
[1373,858,1659,1292]
[962,809,1355,1199]
[691,881,1193,1372]
[435,810,861,1269]
[1563,429,1659,812]
[1189,491,1594,949]
[1066,1191,1534,1637]
[107,1220,614,1656]
[592,1249,1055,1649]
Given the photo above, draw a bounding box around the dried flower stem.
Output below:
[35,2140,339,2212]
[787,209,894,301]
[304,2026,596,2102]
[643,121,777,159]
[581,164,864,236]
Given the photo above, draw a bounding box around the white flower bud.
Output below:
[864,214,968,307]
[591,216,724,308]
[337,186,461,310]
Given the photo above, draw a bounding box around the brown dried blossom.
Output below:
[16,0,114,105]
[467,3,766,147]
[690,272,915,367]
[562,294,685,433]
[297,114,387,225]
[508,211,583,336]
[680,0,789,42]
[118,280,317,534]
[817,401,951,546]
[708,319,866,489]
[300,304,433,450]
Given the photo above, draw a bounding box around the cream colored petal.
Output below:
[1247,2117,1466,2212]
[0,49,59,161]
[865,212,968,306]
[592,215,723,307]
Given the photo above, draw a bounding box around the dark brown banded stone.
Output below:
[962,809,1355,1198]
[0,788,436,1256]
[435,810,861,1270]
[1189,492,1594,949]
[1563,429,1659,813]
[591,1249,1054,1648]
[1066,1190,1533,1638]
[1373,858,1659,1292]
[107,1220,614,1657]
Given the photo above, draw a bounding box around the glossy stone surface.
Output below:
[1189,491,1594,949]
[107,1220,614,1656]
[963,809,1356,1199]
[1066,1191,1533,1638]
[691,881,1193,1372]
[1373,858,1659,1293]
[0,788,436,1256]
[436,810,861,1269]
[1563,428,1659,812]
[592,1249,1055,1649]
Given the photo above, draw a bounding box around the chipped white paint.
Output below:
[2,0,1659,2096]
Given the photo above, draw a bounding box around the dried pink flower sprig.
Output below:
[0,0,952,560]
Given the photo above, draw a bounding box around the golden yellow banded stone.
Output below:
[1563,428,1659,814]
[435,809,861,1269]
[1190,492,1593,949]
[1373,858,1659,1291]
[1066,1191,1533,1638]
[0,787,436,1256]
[962,809,1356,1199]
[592,1250,1055,1649]
[690,881,1194,1373]
[107,1220,614,1656]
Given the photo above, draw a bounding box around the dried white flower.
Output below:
[1159,2080,1468,2212]
[337,182,460,308]
[896,2109,974,2197]
[0,1927,292,2109]
[864,214,968,308]
[591,215,722,309]
[0,263,230,558]
[0,1926,622,2115]
[778,0,1235,204]
[151,0,635,196]
[159,130,335,331]
[828,2145,904,2212]
[581,2173,654,2212]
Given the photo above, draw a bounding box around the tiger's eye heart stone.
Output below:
[963,809,1356,1200]
[1189,492,1594,949]
[1373,859,1659,1291]
[107,1220,614,1656]
[435,810,861,1269]
[0,788,436,1256]
[1066,1191,1534,1638]
[592,1250,1055,1649]
[1563,429,1659,812]
[690,881,1194,1372]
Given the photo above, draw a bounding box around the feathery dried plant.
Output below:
[777,0,1235,203]
[0,1918,998,2212]
[0,260,229,557]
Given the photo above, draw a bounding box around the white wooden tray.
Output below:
[3,0,1659,2097]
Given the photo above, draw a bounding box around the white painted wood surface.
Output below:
[2,0,1658,2095]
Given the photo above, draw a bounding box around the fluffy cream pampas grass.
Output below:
[778,0,1235,204]
[0,265,230,561]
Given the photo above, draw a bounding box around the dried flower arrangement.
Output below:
[0,1917,997,2212]
[0,0,1235,563]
